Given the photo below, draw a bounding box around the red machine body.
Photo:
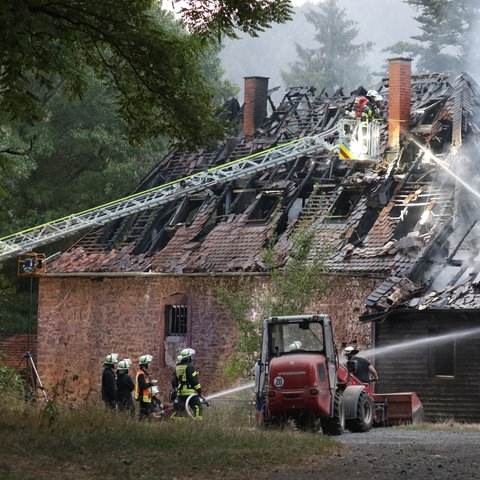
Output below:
[256,315,423,435]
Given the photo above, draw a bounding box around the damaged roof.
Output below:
[50,69,480,308]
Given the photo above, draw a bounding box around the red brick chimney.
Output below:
[243,76,269,141]
[388,58,412,150]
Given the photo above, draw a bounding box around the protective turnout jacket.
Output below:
[101,365,116,407]
[134,368,154,403]
[172,361,201,397]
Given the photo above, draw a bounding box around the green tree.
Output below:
[217,227,331,379]
[281,0,373,93]
[0,1,292,150]
[386,0,480,75]
[171,0,293,40]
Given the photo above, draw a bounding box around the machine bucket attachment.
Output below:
[373,392,424,425]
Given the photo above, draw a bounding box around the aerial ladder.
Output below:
[0,127,341,262]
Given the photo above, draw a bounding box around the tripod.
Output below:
[15,252,48,402]
[14,352,48,402]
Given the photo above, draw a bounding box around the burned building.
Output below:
[11,58,480,419]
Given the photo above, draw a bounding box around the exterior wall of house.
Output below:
[372,310,480,422]
[36,274,380,405]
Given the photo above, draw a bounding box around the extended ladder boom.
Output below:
[0,130,338,262]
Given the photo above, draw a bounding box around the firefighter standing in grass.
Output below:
[172,348,203,419]
[116,358,135,416]
[102,353,118,409]
[134,354,158,419]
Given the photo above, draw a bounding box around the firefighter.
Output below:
[343,346,379,383]
[116,358,135,416]
[101,353,118,409]
[354,96,370,119]
[365,90,384,120]
[253,359,265,427]
[172,347,203,419]
[148,385,166,419]
[289,340,302,351]
[134,354,158,419]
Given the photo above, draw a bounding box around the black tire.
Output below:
[321,390,345,436]
[346,390,374,432]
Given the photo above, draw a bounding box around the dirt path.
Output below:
[260,428,480,480]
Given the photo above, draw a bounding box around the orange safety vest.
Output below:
[134,368,153,403]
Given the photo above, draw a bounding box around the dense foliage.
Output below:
[0,1,290,333]
[171,0,293,40]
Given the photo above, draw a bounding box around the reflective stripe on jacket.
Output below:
[134,368,153,403]
[175,363,201,397]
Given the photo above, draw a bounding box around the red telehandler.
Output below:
[256,315,423,435]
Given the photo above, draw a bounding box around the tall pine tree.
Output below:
[386,0,480,76]
[281,0,373,94]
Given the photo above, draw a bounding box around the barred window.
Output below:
[166,305,187,336]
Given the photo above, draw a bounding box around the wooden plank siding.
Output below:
[370,310,480,422]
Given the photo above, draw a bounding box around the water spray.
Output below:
[362,326,480,359]
[205,381,254,401]
[408,134,480,200]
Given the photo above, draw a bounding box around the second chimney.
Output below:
[244,76,269,141]
[388,58,412,150]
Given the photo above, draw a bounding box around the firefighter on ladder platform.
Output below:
[353,90,384,122]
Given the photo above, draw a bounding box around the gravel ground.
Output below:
[268,428,480,480]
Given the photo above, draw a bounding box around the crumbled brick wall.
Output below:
[0,334,37,370]
[37,274,380,404]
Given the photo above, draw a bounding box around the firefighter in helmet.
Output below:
[134,354,158,419]
[102,353,118,409]
[116,358,135,416]
[343,346,379,384]
[171,347,203,419]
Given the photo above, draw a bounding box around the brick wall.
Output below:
[36,273,380,404]
[0,334,37,370]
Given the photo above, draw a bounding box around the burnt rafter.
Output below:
[18,66,480,278]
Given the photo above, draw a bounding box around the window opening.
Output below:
[168,197,204,228]
[330,188,362,219]
[166,305,188,336]
[246,193,281,224]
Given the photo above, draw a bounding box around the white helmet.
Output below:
[117,359,132,371]
[343,346,359,356]
[366,90,383,102]
[151,386,159,395]
[289,341,302,351]
[139,354,153,365]
[104,353,118,365]
[180,348,195,360]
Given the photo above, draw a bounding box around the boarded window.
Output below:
[430,337,454,377]
[166,305,188,336]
